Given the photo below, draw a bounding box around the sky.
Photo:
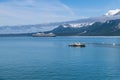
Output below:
[0,0,120,25]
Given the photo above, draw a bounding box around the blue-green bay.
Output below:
[0,36,120,80]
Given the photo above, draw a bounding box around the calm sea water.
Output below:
[0,36,120,80]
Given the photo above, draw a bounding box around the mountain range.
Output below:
[43,9,120,36]
[1,9,120,36]
[46,19,120,36]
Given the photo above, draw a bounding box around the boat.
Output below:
[69,43,85,47]
[32,33,56,37]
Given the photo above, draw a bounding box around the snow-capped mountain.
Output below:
[105,9,120,16]
[0,9,120,35]
[46,19,120,36]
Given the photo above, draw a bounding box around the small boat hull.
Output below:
[69,43,85,47]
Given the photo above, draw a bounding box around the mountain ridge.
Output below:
[45,19,120,36]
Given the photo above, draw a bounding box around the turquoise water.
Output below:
[0,36,120,80]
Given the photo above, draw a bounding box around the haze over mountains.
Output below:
[0,9,120,36]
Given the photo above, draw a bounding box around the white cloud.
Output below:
[0,0,78,25]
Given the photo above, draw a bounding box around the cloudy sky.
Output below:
[0,0,120,25]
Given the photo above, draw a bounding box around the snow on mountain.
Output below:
[105,9,120,16]
[70,23,94,28]
[61,23,95,28]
